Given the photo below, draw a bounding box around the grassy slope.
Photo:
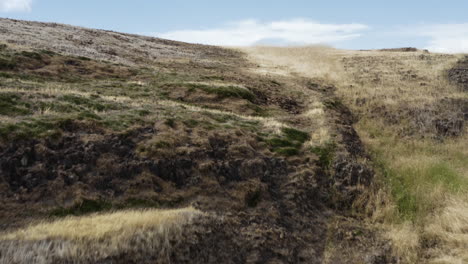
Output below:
[1,20,376,263]
[242,46,468,263]
[2,18,466,263]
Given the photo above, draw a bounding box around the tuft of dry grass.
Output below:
[0,207,204,263]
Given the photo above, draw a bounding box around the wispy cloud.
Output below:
[417,24,468,53]
[154,19,369,46]
[0,0,32,12]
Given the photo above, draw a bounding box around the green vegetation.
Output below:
[183,118,200,128]
[0,57,17,70]
[50,199,113,217]
[0,118,62,140]
[265,127,310,156]
[0,93,32,116]
[274,147,300,156]
[60,94,122,112]
[360,121,468,222]
[282,127,310,142]
[323,98,345,110]
[310,141,336,169]
[164,118,176,128]
[198,84,255,101]
[19,51,43,60]
[49,198,178,217]
[168,83,256,102]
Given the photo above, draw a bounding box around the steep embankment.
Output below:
[0,19,389,263]
[241,46,468,263]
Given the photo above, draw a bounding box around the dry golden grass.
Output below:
[242,46,468,263]
[0,207,204,263]
[241,45,343,83]
[425,198,468,263]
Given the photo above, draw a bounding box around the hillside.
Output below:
[0,18,467,264]
[241,46,468,263]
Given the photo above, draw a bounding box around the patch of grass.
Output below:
[425,163,464,191]
[39,49,57,56]
[118,198,162,209]
[200,75,225,81]
[270,80,281,86]
[0,72,13,78]
[183,119,199,128]
[323,99,345,110]
[60,94,119,112]
[152,140,171,148]
[387,162,467,221]
[19,51,43,60]
[49,198,167,217]
[0,119,59,140]
[164,118,176,128]
[171,83,256,102]
[282,127,310,143]
[77,56,91,61]
[360,121,468,223]
[101,113,145,131]
[0,93,32,116]
[310,141,336,169]
[266,127,310,156]
[267,137,296,148]
[200,85,255,101]
[134,109,150,116]
[274,147,300,156]
[0,57,17,70]
[203,112,234,123]
[50,199,113,217]
[38,101,78,113]
[247,104,269,117]
[77,111,102,120]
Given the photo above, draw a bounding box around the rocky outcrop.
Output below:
[449,56,468,91]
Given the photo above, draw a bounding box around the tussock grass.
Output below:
[0,207,204,263]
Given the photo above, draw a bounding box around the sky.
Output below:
[1,0,468,53]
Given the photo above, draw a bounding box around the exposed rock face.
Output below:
[449,56,468,91]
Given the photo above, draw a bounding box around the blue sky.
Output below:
[1,0,468,52]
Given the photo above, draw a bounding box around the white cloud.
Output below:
[154,19,369,46]
[0,0,32,12]
[418,24,468,53]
